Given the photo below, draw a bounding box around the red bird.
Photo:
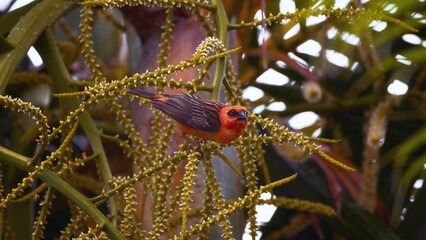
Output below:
[127,89,248,144]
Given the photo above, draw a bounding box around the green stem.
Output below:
[210,0,229,102]
[90,153,186,204]
[34,29,119,226]
[0,0,76,93]
[32,187,54,240]
[222,77,236,99]
[0,146,125,240]
[227,23,244,30]
[30,143,46,166]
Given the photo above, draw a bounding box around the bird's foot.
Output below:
[181,135,202,153]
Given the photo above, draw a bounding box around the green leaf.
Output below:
[0,0,76,93]
[0,35,14,53]
[324,202,400,240]
[396,180,426,239]
[0,0,41,35]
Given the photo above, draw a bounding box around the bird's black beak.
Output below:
[237,110,248,121]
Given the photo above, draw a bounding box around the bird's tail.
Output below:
[127,89,156,100]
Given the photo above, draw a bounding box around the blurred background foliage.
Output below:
[0,0,425,239]
[232,0,425,239]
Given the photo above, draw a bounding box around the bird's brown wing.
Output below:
[152,93,225,132]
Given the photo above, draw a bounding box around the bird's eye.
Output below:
[227,109,238,117]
